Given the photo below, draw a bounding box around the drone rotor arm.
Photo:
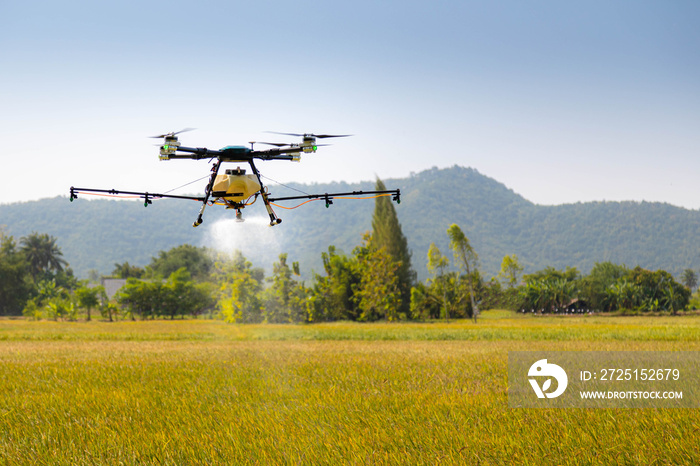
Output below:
[268,189,401,207]
[168,146,223,159]
[69,187,206,204]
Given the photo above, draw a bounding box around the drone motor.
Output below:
[159,136,180,160]
[301,136,318,154]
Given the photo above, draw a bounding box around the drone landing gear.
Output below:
[193,159,223,227]
[247,159,282,227]
[263,197,282,226]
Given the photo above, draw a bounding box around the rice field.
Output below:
[1,313,699,464]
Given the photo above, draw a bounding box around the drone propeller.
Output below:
[149,128,196,139]
[256,141,331,148]
[265,132,352,139]
[255,141,290,147]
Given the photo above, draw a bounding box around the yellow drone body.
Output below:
[212,168,262,204]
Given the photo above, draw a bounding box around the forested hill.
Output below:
[2,166,699,280]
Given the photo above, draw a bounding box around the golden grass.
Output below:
[2,311,700,342]
[1,312,699,464]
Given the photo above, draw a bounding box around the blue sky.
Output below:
[2,0,699,208]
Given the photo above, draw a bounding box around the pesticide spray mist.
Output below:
[201,216,283,271]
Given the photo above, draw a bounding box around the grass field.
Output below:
[1,312,699,464]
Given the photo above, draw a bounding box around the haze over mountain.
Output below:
[2,166,698,281]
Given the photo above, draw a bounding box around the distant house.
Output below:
[566,298,588,312]
[101,278,127,301]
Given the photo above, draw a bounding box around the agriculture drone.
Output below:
[69,130,400,227]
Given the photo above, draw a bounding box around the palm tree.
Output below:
[20,232,68,279]
[663,284,678,315]
[447,224,479,322]
[427,242,450,321]
[681,269,698,292]
[606,279,639,311]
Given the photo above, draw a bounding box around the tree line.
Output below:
[3,177,699,321]
[0,230,81,319]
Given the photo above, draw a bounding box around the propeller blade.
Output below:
[313,134,352,139]
[256,141,291,147]
[265,131,352,139]
[149,128,196,139]
[259,142,333,149]
[265,131,303,137]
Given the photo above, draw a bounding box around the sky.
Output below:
[2,0,699,209]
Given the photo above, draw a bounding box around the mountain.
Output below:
[1,166,699,281]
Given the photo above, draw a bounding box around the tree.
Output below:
[147,244,213,282]
[101,303,118,322]
[309,246,361,321]
[75,284,104,321]
[580,262,629,311]
[409,282,442,320]
[427,242,449,279]
[489,255,523,310]
[627,267,690,313]
[36,278,64,305]
[0,232,32,315]
[44,297,75,321]
[595,267,691,314]
[112,262,144,279]
[681,269,698,292]
[524,266,580,284]
[498,254,523,288]
[215,251,264,323]
[19,232,68,280]
[162,268,197,320]
[0,231,32,315]
[663,282,679,316]
[520,267,581,313]
[371,177,415,314]
[605,279,638,311]
[264,253,294,323]
[353,233,402,321]
[426,242,450,320]
[263,253,308,323]
[116,278,161,320]
[116,267,214,320]
[87,269,101,283]
[447,224,479,322]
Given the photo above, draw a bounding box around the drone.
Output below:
[69,130,400,227]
